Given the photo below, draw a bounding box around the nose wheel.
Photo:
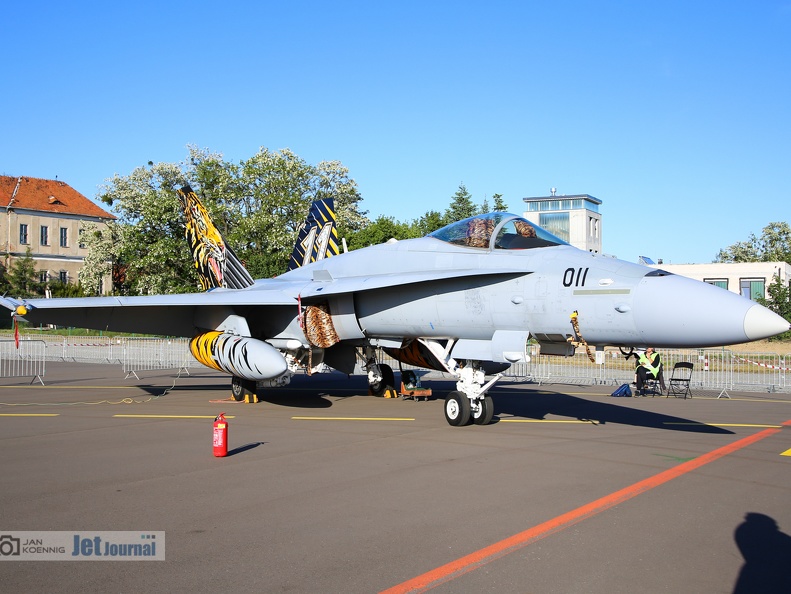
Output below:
[444,391,471,426]
[471,395,494,425]
[444,361,501,426]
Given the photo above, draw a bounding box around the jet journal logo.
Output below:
[0,531,165,561]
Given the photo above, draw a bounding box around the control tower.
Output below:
[522,189,602,253]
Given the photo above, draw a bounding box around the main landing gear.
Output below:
[361,347,396,397]
[368,363,395,396]
[231,376,257,402]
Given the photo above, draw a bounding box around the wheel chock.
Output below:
[244,393,259,404]
[384,388,399,398]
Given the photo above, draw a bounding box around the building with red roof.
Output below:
[0,175,115,294]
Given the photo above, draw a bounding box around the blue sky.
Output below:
[2,1,789,264]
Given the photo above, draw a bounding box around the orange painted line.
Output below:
[381,422,787,594]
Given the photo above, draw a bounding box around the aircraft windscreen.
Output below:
[429,213,567,250]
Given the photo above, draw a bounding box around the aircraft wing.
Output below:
[1,267,526,337]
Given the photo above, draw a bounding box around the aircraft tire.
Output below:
[472,395,494,425]
[369,364,395,397]
[231,376,256,402]
[444,391,471,426]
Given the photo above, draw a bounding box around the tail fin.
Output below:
[287,199,340,271]
[177,186,255,290]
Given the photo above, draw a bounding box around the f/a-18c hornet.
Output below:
[3,186,788,425]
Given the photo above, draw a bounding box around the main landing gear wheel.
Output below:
[471,395,494,425]
[369,364,395,397]
[444,391,471,426]
[231,376,257,402]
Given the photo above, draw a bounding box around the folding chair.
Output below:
[644,365,666,397]
[666,362,693,399]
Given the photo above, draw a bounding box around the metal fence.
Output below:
[1,333,789,394]
[0,339,46,384]
[0,334,200,380]
[121,337,195,379]
[502,347,790,394]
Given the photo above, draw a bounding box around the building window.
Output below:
[705,279,728,290]
[59,270,68,284]
[60,227,68,248]
[40,225,49,246]
[78,228,85,249]
[539,212,570,243]
[740,278,765,301]
[588,217,599,239]
[39,271,49,284]
[19,223,28,245]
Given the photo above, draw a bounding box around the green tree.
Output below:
[757,274,791,341]
[716,222,791,264]
[492,193,508,212]
[446,183,476,223]
[8,248,44,298]
[47,280,87,298]
[83,146,369,292]
[347,216,414,250]
[0,263,11,295]
[411,210,446,236]
[79,221,122,295]
[95,160,194,294]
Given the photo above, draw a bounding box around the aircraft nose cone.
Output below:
[632,274,788,347]
[744,304,791,341]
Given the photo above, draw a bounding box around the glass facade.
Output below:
[525,198,599,213]
[539,212,570,243]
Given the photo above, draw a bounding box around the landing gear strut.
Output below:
[361,347,396,397]
[447,361,500,427]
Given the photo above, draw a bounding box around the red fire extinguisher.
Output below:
[213,413,228,457]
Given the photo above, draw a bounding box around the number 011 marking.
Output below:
[563,267,589,287]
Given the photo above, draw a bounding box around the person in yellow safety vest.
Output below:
[635,347,663,395]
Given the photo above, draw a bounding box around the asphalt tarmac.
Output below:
[1,362,790,593]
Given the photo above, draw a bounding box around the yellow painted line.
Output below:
[664,422,782,428]
[292,416,414,421]
[113,414,236,419]
[781,448,791,457]
[500,419,599,424]
[0,413,59,417]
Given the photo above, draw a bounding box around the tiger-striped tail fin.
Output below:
[177,185,255,290]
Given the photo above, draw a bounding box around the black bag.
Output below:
[611,383,632,397]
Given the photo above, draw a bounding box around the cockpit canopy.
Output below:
[428,213,568,250]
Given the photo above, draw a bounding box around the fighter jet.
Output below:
[3,187,788,425]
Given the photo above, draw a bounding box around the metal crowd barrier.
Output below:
[1,333,788,394]
[503,347,790,395]
[121,337,196,379]
[0,339,46,384]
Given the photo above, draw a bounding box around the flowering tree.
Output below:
[80,146,368,294]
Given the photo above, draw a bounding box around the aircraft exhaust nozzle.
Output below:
[190,331,288,381]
